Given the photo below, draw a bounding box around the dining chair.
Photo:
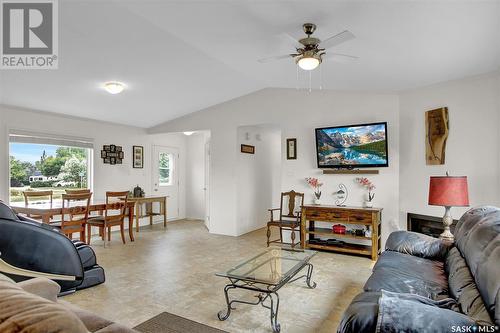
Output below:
[87,191,128,247]
[22,190,53,219]
[50,192,92,242]
[266,190,304,249]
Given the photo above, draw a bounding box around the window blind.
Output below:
[9,130,94,149]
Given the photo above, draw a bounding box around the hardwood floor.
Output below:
[64,220,374,332]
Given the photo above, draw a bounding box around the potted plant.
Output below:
[306,177,323,204]
[355,177,376,208]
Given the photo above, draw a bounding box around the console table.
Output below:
[126,196,168,232]
[300,205,382,260]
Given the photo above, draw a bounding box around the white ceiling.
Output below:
[1,0,499,128]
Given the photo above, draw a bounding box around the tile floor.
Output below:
[64,220,374,333]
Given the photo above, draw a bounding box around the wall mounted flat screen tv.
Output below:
[315,122,388,168]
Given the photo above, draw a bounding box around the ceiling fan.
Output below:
[258,23,357,71]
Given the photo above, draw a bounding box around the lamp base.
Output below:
[439,206,454,242]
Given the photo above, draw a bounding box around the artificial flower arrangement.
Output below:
[355,177,376,207]
[306,177,323,204]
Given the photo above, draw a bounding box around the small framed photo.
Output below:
[287,138,297,160]
[241,144,255,154]
[133,146,144,168]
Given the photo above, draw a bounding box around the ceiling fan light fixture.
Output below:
[297,55,321,71]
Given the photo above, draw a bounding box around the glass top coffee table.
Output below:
[216,247,317,333]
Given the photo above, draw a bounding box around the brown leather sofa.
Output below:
[338,206,499,332]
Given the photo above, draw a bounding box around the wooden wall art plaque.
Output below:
[425,107,449,165]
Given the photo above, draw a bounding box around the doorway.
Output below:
[185,131,211,229]
[152,145,179,219]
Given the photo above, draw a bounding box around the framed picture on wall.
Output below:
[101,144,123,164]
[133,146,144,168]
[286,138,297,160]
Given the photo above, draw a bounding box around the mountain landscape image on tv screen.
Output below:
[316,123,388,167]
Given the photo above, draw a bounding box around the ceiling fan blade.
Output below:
[325,53,359,62]
[257,54,292,63]
[321,30,355,49]
[283,33,301,48]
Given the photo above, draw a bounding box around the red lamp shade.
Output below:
[428,176,469,207]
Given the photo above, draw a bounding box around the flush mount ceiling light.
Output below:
[103,81,125,94]
[183,131,195,136]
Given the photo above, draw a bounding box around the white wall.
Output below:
[236,125,281,235]
[149,88,400,244]
[399,72,500,223]
[185,131,209,220]
[0,105,187,224]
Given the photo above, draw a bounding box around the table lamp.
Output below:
[428,173,469,241]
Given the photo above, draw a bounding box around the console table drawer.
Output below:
[349,212,373,224]
[305,210,348,221]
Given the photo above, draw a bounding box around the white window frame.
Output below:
[7,129,95,197]
[158,152,174,187]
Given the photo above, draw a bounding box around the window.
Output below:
[9,131,93,203]
[158,152,173,186]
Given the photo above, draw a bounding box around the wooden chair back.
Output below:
[105,191,129,204]
[23,190,53,205]
[65,189,91,194]
[61,193,92,238]
[279,190,304,221]
[23,190,53,218]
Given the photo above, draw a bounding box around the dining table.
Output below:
[9,200,137,242]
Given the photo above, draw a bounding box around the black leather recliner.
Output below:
[0,201,105,293]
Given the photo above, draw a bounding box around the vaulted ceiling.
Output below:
[0,1,499,127]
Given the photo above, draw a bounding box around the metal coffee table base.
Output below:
[217,263,316,333]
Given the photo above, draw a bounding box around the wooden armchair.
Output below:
[266,190,304,249]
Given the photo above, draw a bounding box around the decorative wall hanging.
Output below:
[334,183,348,207]
[101,144,124,165]
[286,138,297,160]
[241,144,255,154]
[133,146,144,168]
[425,107,449,165]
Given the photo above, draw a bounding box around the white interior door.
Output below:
[204,141,210,229]
[152,145,179,220]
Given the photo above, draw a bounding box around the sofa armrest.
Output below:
[18,277,61,302]
[385,231,453,260]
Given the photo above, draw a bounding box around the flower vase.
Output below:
[364,200,373,208]
[314,198,321,205]
[365,226,372,237]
